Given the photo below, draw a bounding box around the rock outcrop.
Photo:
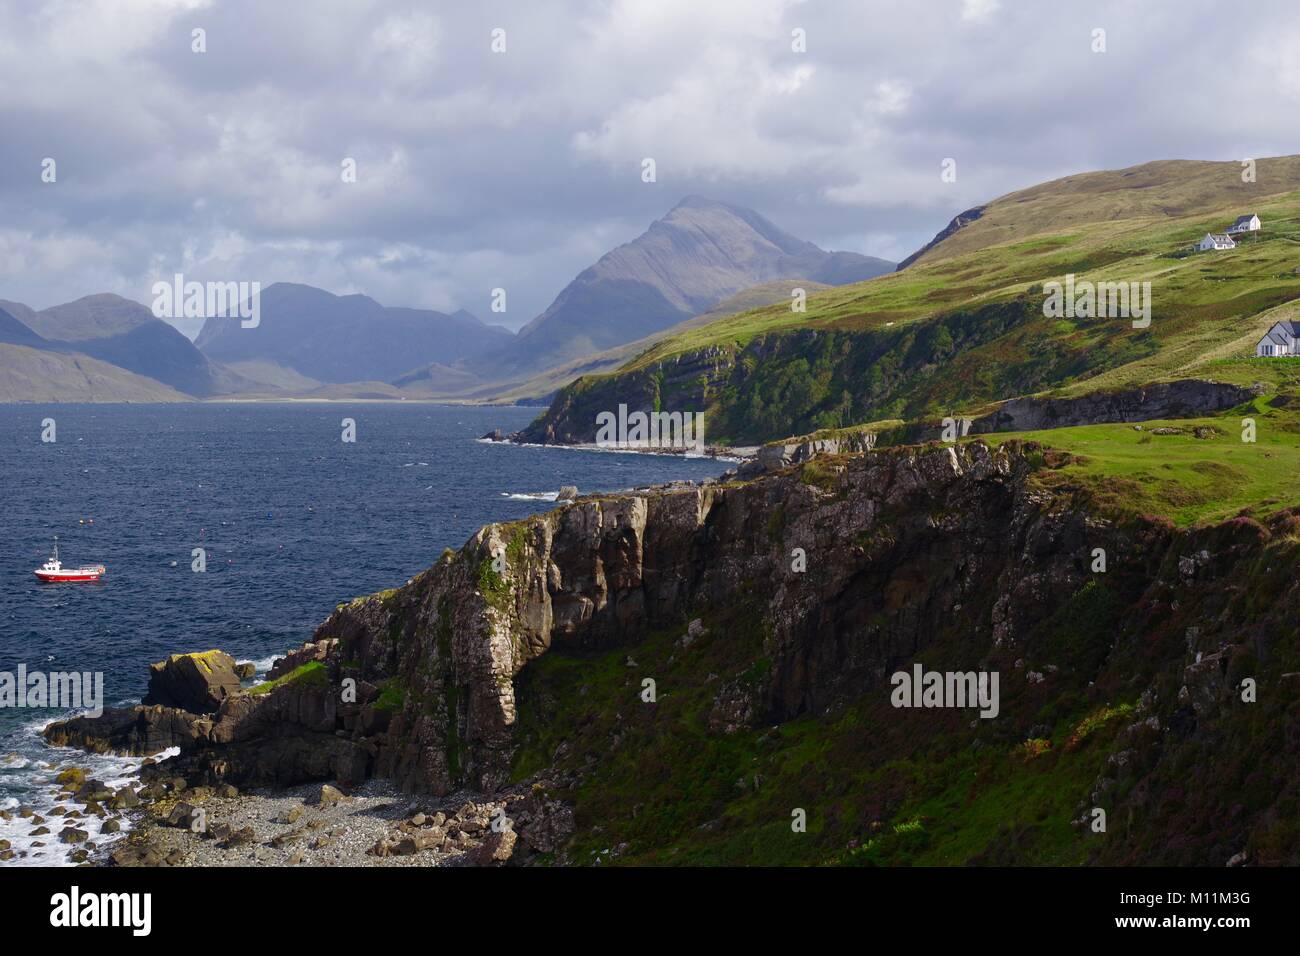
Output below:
[143,650,243,714]
[267,640,337,680]
[967,380,1261,434]
[44,706,210,755]
[895,205,986,270]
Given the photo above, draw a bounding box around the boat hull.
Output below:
[34,569,104,582]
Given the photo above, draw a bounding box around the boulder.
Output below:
[165,802,200,829]
[315,784,348,808]
[467,827,517,865]
[56,767,87,788]
[143,651,243,714]
[224,826,256,847]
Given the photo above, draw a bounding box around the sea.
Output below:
[0,402,729,865]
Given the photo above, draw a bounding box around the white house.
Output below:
[1198,232,1236,251]
[1228,213,1261,234]
[1256,320,1300,357]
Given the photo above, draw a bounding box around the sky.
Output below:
[2,0,1299,337]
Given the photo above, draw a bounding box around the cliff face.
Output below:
[320,441,1047,793]
[968,380,1261,434]
[48,439,1300,864]
[515,297,1096,446]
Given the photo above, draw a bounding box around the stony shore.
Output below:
[113,777,540,867]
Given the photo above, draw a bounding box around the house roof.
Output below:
[1205,233,1235,242]
[1258,320,1300,346]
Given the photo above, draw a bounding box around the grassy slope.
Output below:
[979,388,1300,527]
[535,158,1300,447]
[636,156,1300,364]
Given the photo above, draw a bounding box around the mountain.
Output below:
[0,342,190,402]
[2,294,224,397]
[194,283,512,383]
[0,306,50,348]
[520,155,1300,446]
[479,280,836,405]
[497,196,893,372]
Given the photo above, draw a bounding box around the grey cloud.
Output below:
[1,0,1297,330]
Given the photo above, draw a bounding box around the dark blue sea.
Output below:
[0,402,728,864]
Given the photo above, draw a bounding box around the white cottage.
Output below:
[1198,232,1236,251]
[1228,213,1261,234]
[1256,321,1300,357]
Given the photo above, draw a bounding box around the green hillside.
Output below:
[523,157,1300,447]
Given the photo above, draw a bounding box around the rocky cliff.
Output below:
[967,380,1262,434]
[48,439,1300,865]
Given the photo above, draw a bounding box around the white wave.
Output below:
[0,739,171,867]
[246,653,281,674]
[500,491,560,501]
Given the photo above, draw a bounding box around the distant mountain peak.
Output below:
[671,194,729,211]
[505,198,895,372]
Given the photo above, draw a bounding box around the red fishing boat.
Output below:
[33,537,105,582]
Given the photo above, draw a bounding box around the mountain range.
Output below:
[0,295,224,400]
[0,197,893,403]
[193,284,513,385]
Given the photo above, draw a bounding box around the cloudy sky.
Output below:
[2,0,1299,336]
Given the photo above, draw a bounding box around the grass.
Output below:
[979,394,1300,526]
[374,677,407,713]
[246,660,328,695]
